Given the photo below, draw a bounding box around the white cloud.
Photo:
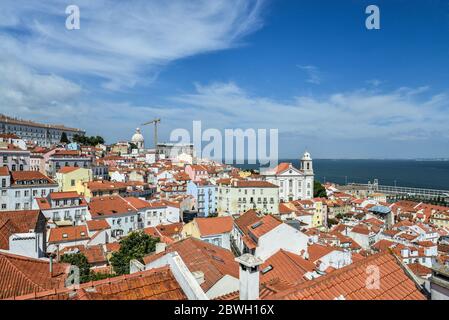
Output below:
[170,82,449,142]
[0,0,265,89]
[297,65,322,85]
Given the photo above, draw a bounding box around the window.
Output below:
[1,204,6,209]
[24,190,29,197]
[71,179,75,186]
[1,179,5,188]
[15,191,20,198]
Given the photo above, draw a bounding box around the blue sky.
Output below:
[1,0,449,159]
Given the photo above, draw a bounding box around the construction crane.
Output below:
[142,118,161,157]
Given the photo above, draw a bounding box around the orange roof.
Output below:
[234,210,262,236]
[143,238,239,292]
[0,252,69,299]
[261,249,315,285]
[9,266,187,300]
[269,252,426,300]
[89,195,136,217]
[48,225,89,243]
[83,245,107,265]
[247,215,282,240]
[195,216,233,236]
[236,180,278,188]
[11,171,55,184]
[49,191,81,200]
[86,220,110,232]
[105,242,120,253]
[307,244,342,262]
[273,162,292,174]
[407,263,432,277]
[0,210,43,250]
[0,166,9,176]
[57,166,81,174]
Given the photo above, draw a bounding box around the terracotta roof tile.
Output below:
[195,216,233,236]
[268,252,426,300]
[143,238,239,292]
[48,225,89,244]
[9,266,187,300]
[261,249,315,285]
[0,252,69,299]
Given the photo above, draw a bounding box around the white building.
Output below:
[0,169,58,211]
[216,180,279,216]
[33,191,91,227]
[262,151,315,201]
[238,214,309,261]
[143,200,181,228]
[88,196,156,239]
[0,210,47,258]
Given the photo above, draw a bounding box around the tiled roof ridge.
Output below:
[279,249,310,273]
[274,251,394,297]
[0,253,48,293]
[7,265,173,300]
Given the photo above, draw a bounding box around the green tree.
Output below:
[110,231,159,275]
[60,253,91,283]
[129,142,138,150]
[313,180,327,198]
[60,132,70,144]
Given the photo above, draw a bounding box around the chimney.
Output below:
[155,242,167,254]
[235,254,263,300]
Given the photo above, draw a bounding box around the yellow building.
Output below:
[56,167,93,192]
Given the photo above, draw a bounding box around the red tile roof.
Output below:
[9,266,187,300]
[268,252,426,300]
[261,249,315,285]
[49,191,81,200]
[236,180,278,188]
[11,171,55,184]
[247,215,282,240]
[234,210,262,236]
[0,210,43,250]
[57,166,82,174]
[89,195,136,217]
[307,244,342,262]
[0,166,9,176]
[86,220,111,232]
[48,225,89,244]
[0,252,69,299]
[195,216,233,236]
[143,238,239,292]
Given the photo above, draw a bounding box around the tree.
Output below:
[60,252,117,283]
[110,231,159,275]
[60,132,70,144]
[129,142,138,150]
[60,252,91,283]
[313,180,327,198]
[72,134,105,146]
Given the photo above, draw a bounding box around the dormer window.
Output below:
[62,233,68,238]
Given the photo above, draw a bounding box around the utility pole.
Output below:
[142,118,161,159]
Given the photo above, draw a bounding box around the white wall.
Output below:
[256,224,309,260]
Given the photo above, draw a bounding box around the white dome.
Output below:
[302,151,312,160]
[131,128,144,143]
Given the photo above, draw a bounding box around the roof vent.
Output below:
[62,233,68,238]
[251,221,263,229]
[261,265,273,274]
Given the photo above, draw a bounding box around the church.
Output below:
[262,151,315,201]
